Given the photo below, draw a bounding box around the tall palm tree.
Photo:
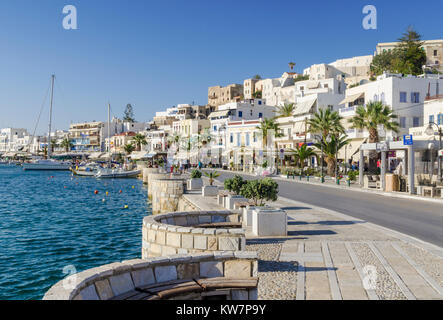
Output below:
[348,101,399,170]
[276,103,295,118]
[313,135,350,176]
[256,118,284,168]
[60,138,73,152]
[133,133,147,151]
[289,62,296,70]
[290,144,317,168]
[308,108,345,139]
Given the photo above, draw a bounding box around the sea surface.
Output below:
[0,165,151,300]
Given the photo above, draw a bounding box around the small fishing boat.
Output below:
[95,168,141,179]
[71,163,101,176]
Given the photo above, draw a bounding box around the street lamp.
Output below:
[315,134,331,183]
[425,122,442,182]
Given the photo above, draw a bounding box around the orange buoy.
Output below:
[94,190,99,195]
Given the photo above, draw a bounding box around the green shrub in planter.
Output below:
[224,175,247,195]
[239,178,279,206]
[347,170,358,182]
[190,169,202,179]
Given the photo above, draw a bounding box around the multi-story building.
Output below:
[176,104,215,120]
[208,84,243,107]
[0,128,33,153]
[107,131,136,153]
[338,73,443,161]
[409,94,443,141]
[376,39,443,73]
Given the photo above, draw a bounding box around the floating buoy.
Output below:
[106,191,109,196]
[94,190,99,195]
[132,186,135,189]
[64,186,67,189]
[102,199,106,202]
[124,205,129,209]
[119,190,122,194]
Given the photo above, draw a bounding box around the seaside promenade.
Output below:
[181,176,443,300]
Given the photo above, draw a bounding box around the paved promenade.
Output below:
[196,177,443,300]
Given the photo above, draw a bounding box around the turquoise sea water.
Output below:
[0,165,151,300]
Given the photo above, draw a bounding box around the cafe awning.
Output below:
[293,121,306,134]
[339,92,365,105]
[337,138,367,160]
[209,110,230,119]
[294,99,317,115]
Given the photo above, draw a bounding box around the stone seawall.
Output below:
[43,252,258,300]
[142,168,159,184]
[142,211,246,258]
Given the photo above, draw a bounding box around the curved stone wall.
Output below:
[142,211,245,258]
[142,168,159,184]
[151,179,185,214]
[43,252,258,300]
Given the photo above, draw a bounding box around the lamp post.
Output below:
[425,122,442,182]
[315,134,331,183]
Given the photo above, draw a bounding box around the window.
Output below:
[438,114,443,125]
[411,92,420,103]
[230,133,233,143]
[413,117,420,127]
[400,117,406,128]
[373,94,378,101]
[246,133,250,146]
[238,111,243,118]
[258,101,262,105]
[213,125,217,132]
[237,133,241,147]
[429,115,434,124]
[434,50,438,56]
[400,92,407,103]
[380,92,385,103]
[258,113,263,118]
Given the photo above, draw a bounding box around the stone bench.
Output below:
[43,252,258,300]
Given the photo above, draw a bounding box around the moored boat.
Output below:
[23,159,72,171]
[95,168,141,179]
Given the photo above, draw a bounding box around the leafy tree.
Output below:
[370,50,398,75]
[290,144,317,168]
[348,101,399,171]
[313,135,350,176]
[239,178,279,206]
[252,90,262,99]
[294,75,310,83]
[256,118,284,168]
[224,175,247,195]
[276,103,295,118]
[123,104,135,122]
[253,74,262,80]
[190,169,202,179]
[133,133,147,151]
[204,171,220,186]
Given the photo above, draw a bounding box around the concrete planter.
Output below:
[202,185,219,197]
[242,206,257,227]
[226,195,247,210]
[187,178,203,190]
[252,208,287,236]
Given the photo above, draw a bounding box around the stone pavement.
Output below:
[197,177,443,300]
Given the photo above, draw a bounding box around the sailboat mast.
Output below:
[47,74,55,159]
[108,103,111,165]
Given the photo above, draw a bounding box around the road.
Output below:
[209,170,443,248]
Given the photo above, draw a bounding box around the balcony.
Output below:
[345,128,367,139]
[339,106,357,117]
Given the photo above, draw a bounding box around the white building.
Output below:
[409,94,443,141]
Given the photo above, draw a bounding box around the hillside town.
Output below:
[2,35,443,195]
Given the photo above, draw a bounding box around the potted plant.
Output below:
[202,171,221,197]
[224,175,246,195]
[239,178,279,206]
[188,169,203,190]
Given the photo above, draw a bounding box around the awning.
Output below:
[337,138,367,160]
[208,110,230,119]
[88,152,103,159]
[293,121,306,134]
[99,153,111,159]
[307,81,320,89]
[339,93,364,105]
[294,99,316,115]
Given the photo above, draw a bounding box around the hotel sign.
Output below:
[403,135,413,146]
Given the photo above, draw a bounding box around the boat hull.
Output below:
[23,164,72,171]
[95,170,141,179]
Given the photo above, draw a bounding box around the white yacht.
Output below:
[23,159,72,171]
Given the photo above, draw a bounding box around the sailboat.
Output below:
[23,75,72,171]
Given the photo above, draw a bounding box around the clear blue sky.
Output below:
[0,0,442,134]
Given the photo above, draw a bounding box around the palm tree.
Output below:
[313,135,350,176]
[133,133,147,151]
[308,108,345,138]
[290,144,317,169]
[289,62,296,70]
[167,133,181,154]
[276,103,295,118]
[204,171,220,186]
[123,143,136,155]
[348,101,399,170]
[60,138,73,152]
[256,119,284,169]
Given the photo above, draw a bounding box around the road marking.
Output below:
[345,242,379,300]
[367,241,416,300]
[296,242,305,300]
[322,241,342,300]
[391,242,443,297]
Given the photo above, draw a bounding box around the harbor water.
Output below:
[0,165,151,300]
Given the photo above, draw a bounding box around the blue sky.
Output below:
[0,0,442,134]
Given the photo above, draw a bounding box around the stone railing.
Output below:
[146,173,170,198]
[151,178,185,214]
[142,211,245,258]
[43,252,258,300]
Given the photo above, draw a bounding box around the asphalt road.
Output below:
[209,170,443,248]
